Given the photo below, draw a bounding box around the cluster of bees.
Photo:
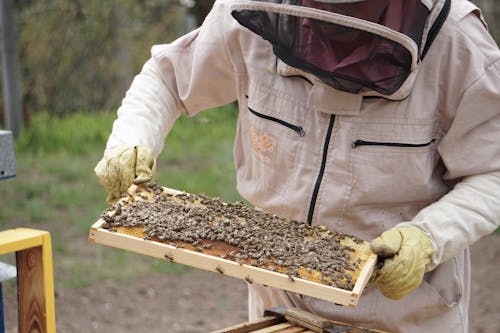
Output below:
[100,184,365,290]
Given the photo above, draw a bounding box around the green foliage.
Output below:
[0,107,239,289]
[1,108,499,292]
[15,111,115,154]
[0,0,496,126]
[158,104,241,201]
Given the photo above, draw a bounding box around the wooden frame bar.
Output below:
[0,228,56,333]
[211,316,286,333]
[213,307,389,333]
[89,219,377,307]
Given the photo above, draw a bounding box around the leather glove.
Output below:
[95,145,156,203]
[371,226,434,300]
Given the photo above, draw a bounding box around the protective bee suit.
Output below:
[98,0,500,331]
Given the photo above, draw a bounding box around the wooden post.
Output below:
[17,246,46,333]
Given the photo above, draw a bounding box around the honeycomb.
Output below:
[100,184,374,290]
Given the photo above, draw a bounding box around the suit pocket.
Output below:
[248,106,305,137]
[235,82,306,196]
[349,122,446,208]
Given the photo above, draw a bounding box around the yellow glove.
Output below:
[94,145,157,203]
[371,226,434,300]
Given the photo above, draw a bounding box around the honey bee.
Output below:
[164,252,175,262]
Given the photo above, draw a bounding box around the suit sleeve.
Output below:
[105,0,238,156]
[399,59,500,270]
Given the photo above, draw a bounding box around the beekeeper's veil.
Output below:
[230,0,450,100]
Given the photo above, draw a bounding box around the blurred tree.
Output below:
[473,0,499,43]
[0,0,497,125]
[10,0,186,119]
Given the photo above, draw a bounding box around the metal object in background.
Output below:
[0,129,16,332]
[0,130,16,180]
[0,261,17,331]
[0,0,23,137]
[0,263,16,282]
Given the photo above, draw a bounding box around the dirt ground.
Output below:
[3,234,500,332]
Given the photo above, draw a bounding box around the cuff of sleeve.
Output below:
[393,222,440,271]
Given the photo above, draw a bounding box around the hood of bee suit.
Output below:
[229,0,450,100]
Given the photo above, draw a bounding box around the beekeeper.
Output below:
[95,0,500,332]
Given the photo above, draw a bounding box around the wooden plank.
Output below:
[211,316,285,333]
[285,307,328,329]
[251,323,293,333]
[283,318,320,333]
[352,254,377,297]
[214,309,390,333]
[17,246,46,333]
[276,326,307,333]
[0,228,45,255]
[41,233,56,333]
[285,307,390,333]
[89,220,361,306]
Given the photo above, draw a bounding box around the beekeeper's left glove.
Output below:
[371,226,434,300]
[94,145,156,204]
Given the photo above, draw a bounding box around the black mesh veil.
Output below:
[232,0,429,95]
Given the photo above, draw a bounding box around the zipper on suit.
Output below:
[307,115,335,225]
[248,107,305,137]
[352,138,436,149]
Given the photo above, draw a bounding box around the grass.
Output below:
[157,105,241,201]
[2,106,498,291]
[0,105,241,290]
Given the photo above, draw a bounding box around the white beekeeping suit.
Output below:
[96,1,500,331]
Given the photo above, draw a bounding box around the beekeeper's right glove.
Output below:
[94,145,156,203]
